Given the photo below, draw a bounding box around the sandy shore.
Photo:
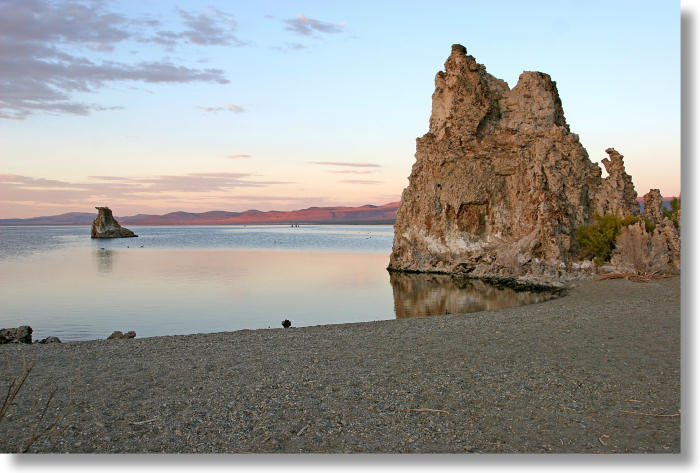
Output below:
[0,276,680,453]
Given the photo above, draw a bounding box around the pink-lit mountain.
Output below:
[0,202,400,226]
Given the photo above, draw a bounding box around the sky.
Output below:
[0,0,681,218]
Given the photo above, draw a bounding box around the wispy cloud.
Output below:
[272,42,311,52]
[0,0,232,119]
[308,161,381,168]
[378,194,402,203]
[339,179,383,184]
[328,170,372,174]
[0,173,342,218]
[0,173,290,206]
[0,174,82,189]
[284,14,345,36]
[149,7,246,48]
[101,173,287,192]
[198,104,245,113]
[227,154,252,159]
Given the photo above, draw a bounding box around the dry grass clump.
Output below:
[0,357,77,453]
[596,272,673,283]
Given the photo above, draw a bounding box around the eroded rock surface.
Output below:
[593,148,639,218]
[642,189,664,224]
[0,325,32,344]
[91,207,137,238]
[389,45,676,283]
[610,221,680,275]
[609,189,681,275]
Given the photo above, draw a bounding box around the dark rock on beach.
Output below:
[91,207,137,239]
[0,325,32,344]
[37,336,61,344]
[107,331,136,340]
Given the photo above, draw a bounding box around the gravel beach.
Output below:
[0,276,680,453]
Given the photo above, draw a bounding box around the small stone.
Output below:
[37,336,61,344]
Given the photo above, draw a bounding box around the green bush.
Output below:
[662,197,681,228]
[576,213,655,265]
[621,214,655,233]
[576,214,621,264]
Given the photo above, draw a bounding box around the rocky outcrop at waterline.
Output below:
[91,207,137,238]
[107,330,136,340]
[0,325,32,344]
[388,44,679,283]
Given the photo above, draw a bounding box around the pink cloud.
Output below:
[308,161,381,168]
[285,14,346,36]
[327,170,372,174]
[0,172,291,215]
[339,179,382,184]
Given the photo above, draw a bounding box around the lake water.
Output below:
[0,225,556,341]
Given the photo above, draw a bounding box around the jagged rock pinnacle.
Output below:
[91,206,137,239]
[388,44,655,282]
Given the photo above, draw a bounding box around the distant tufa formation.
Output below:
[91,206,137,238]
[389,44,679,283]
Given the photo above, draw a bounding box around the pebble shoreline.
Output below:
[0,277,680,453]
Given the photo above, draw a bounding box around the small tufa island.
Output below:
[91,206,137,238]
[389,44,680,285]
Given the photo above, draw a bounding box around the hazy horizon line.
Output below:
[0,200,402,221]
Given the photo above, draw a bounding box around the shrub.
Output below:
[576,214,621,264]
[576,213,655,265]
[621,214,655,233]
[662,197,681,228]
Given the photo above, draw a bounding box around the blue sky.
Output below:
[0,0,681,218]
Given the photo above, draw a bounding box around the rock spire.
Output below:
[388,44,675,283]
[91,207,137,238]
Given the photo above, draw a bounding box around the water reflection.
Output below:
[0,248,395,341]
[94,248,114,273]
[2,244,559,341]
[390,272,558,318]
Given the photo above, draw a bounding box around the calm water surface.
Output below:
[0,225,555,341]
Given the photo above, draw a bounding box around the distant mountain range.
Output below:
[1,197,678,226]
[0,202,400,226]
[637,196,677,213]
